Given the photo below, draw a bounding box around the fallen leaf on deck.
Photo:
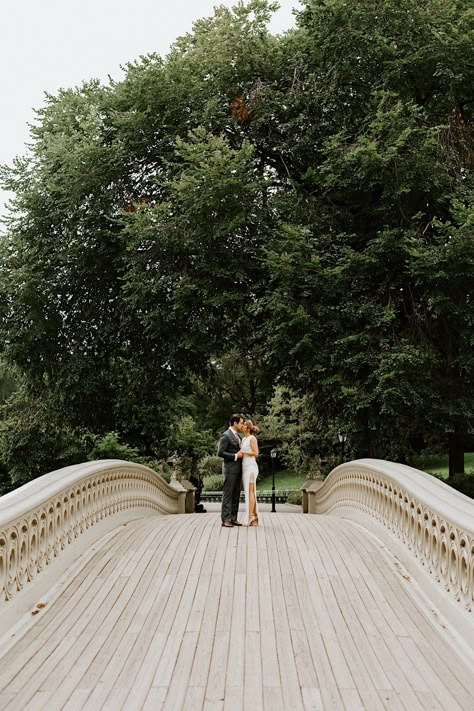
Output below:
[36,603,47,609]
[31,610,40,616]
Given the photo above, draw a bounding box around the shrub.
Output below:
[134,457,172,483]
[287,490,303,506]
[198,455,223,479]
[0,390,94,487]
[446,472,474,499]
[202,474,224,491]
[88,432,140,461]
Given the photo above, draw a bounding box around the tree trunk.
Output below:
[448,431,464,478]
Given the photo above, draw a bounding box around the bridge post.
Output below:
[301,459,325,513]
[168,479,187,513]
[180,479,197,513]
[307,475,325,514]
[168,457,188,514]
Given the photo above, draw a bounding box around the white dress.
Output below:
[241,435,259,524]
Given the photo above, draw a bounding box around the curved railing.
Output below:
[0,459,185,605]
[314,459,474,614]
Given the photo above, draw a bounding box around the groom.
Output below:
[217,414,244,527]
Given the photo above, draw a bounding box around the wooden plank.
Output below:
[43,516,189,710]
[301,687,324,711]
[117,515,202,711]
[330,521,432,697]
[204,519,237,707]
[1,511,474,711]
[101,515,199,706]
[256,523,280,691]
[306,518,395,692]
[183,686,206,711]
[0,517,156,690]
[0,517,161,709]
[278,517,345,711]
[77,514,198,710]
[142,686,167,711]
[152,518,214,689]
[343,520,473,708]
[291,518,358,693]
[264,515,304,711]
[187,520,229,691]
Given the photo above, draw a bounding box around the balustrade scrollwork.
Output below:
[314,460,474,613]
[0,460,184,605]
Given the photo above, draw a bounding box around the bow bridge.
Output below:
[0,459,472,710]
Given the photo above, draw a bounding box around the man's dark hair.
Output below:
[229,413,243,426]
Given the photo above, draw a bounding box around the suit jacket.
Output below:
[217,428,242,475]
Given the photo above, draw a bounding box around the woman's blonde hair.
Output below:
[244,419,259,435]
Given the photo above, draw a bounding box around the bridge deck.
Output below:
[0,512,472,711]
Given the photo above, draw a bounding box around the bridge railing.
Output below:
[312,459,474,616]
[0,459,186,605]
[201,489,297,503]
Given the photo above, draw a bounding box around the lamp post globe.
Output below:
[270,449,277,513]
[337,433,347,463]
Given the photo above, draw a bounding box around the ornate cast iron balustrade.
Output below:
[314,459,474,613]
[0,460,185,605]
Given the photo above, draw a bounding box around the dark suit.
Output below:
[217,428,242,522]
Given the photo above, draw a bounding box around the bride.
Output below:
[241,419,259,526]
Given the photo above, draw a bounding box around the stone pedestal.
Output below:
[301,459,325,513]
[168,479,187,513]
[307,477,325,513]
[180,479,197,513]
[301,479,313,513]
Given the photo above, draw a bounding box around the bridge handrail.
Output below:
[0,459,185,604]
[314,458,474,613]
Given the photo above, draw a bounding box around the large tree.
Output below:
[0,1,282,476]
[261,0,474,471]
[0,0,473,483]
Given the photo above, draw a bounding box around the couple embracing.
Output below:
[217,414,259,528]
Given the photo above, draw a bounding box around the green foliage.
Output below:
[256,468,307,491]
[260,387,330,470]
[87,431,140,461]
[287,490,303,506]
[0,388,94,487]
[202,473,225,492]
[167,416,216,463]
[134,457,172,483]
[444,473,474,499]
[0,0,473,484]
[197,455,223,479]
[0,359,18,407]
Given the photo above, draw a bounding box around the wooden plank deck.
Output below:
[0,512,472,711]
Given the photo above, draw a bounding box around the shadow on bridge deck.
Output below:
[0,513,472,710]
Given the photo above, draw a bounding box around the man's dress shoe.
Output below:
[221,521,233,528]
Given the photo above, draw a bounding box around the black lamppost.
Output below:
[270,448,277,512]
[338,433,347,463]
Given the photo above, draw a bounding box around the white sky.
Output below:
[0,0,299,218]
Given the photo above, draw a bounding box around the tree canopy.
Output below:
[0,0,473,486]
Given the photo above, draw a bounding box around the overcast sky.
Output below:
[0,0,299,217]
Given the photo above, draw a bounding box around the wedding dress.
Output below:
[241,435,259,525]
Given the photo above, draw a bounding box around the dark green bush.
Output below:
[445,472,474,499]
[287,490,303,506]
[198,455,223,479]
[87,431,140,461]
[202,474,224,491]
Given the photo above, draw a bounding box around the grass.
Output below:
[256,469,306,491]
[254,454,474,491]
[410,453,474,479]
[256,455,474,489]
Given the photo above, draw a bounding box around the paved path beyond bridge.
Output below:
[0,512,472,710]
